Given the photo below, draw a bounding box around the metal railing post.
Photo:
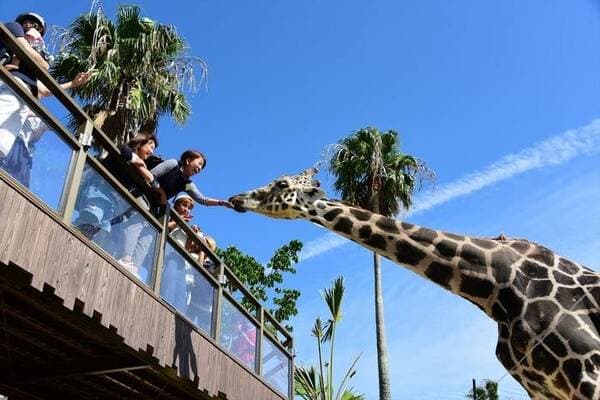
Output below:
[257,306,264,375]
[212,265,225,341]
[60,120,93,224]
[151,208,170,294]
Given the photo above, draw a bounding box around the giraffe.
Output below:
[229,168,600,400]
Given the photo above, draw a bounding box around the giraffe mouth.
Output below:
[228,196,248,213]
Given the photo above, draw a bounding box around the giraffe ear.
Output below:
[301,167,318,177]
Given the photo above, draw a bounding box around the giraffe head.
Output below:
[229,168,326,219]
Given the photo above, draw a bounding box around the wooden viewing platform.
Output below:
[0,23,292,400]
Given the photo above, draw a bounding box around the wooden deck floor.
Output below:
[0,176,286,400]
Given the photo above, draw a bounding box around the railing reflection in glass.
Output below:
[0,79,72,209]
[262,335,290,396]
[161,240,215,334]
[220,297,258,371]
[71,162,158,284]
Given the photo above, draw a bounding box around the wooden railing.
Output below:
[0,22,293,398]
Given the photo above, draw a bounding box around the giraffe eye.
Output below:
[276,180,289,189]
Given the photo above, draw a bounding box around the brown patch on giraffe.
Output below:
[520,260,549,279]
[375,216,400,234]
[459,244,486,266]
[558,258,580,274]
[323,208,343,222]
[491,249,519,284]
[495,340,515,369]
[333,217,353,235]
[580,381,595,399]
[563,358,583,389]
[395,241,427,266]
[553,270,575,286]
[424,261,453,289]
[531,344,559,375]
[310,218,324,227]
[513,270,529,296]
[496,287,524,320]
[555,287,587,312]
[552,373,571,396]
[511,321,533,354]
[349,208,371,221]
[459,275,494,299]
[510,241,531,254]
[524,300,560,332]
[577,274,600,286]
[434,239,457,259]
[363,234,387,251]
[529,245,556,266]
[527,279,553,298]
[358,225,372,240]
[412,227,438,243]
[471,238,498,249]
[458,259,486,274]
[543,332,568,358]
[492,303,507,321]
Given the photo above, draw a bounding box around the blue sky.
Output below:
[4,1,600,398]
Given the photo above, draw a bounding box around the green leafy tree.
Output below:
[328,127,432,400]
[466,380,499,400]
[217,240,302,330]
[51,4,206,144]
[295,277,365,400]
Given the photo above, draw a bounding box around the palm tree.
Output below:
[294,277,364,400]
[328,127,432,400]
[51,4,206,144]
[466,380,499,400]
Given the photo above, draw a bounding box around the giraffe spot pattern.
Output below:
[323,208,343,222]
[563,359,583,388]
[510,241,531,254]
[496,288,524,320]
[458,259,486,274]
[556,314,581,341]
[375,216,400,234]
[529,246,556,266]
[492,303,507,321]
[434,239,457,259]
[577,274,599,285]
[460,244,486,266]
[444,232,464,241]
[363,234,387,251]
[491,249,518,284]
[580,382,595,399]
[358,225,372,240]
[424,261,453,289]
[333,217,353,234]
[527,279,553,298]
[543,333,568,358]
[413,227,438,243]
[555,287,587,312]
[395,241,427,266]
[495,341,515,370]
[310,218,324,227]
[349,209,371,221]
[511,322,531,357]
[308,210,317,216]
[552,372,570,395]
[553,270,575,285]
[460,275,494,299]
[520,260,549,279]
[524,300,560,332]
[531,344,559,375]
[513,270,529,296]
[558,258,580,274]
[471,238,498,249]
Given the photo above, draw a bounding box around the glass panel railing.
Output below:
[71,162,158,285]
[220,297,258,371]
[0,77,73,209]
[262,335,290,397]
[161,240,216,334]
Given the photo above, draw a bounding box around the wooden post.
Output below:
[472,378,477,400]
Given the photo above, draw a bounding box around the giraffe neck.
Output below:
[306,198,511,316]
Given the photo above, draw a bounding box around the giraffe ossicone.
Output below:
[229,168,600,400]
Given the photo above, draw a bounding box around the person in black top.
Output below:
[151,149,233,209]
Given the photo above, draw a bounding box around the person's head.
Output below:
[127,132,157,160]
[15,12,46,36]
[180,150,206,177]
[173,193,194,217]
[202,235,217,252]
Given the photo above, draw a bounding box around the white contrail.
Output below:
[300,119,600,261]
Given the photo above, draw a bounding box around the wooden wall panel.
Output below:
[0,179,286,400]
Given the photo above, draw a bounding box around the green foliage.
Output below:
[328,127,433,216]
[217,240,302,330]
[466,380,499,400]
[51,4,206,144]
[294,277,364,400]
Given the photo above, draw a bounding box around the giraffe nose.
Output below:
[228,195,247,213]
